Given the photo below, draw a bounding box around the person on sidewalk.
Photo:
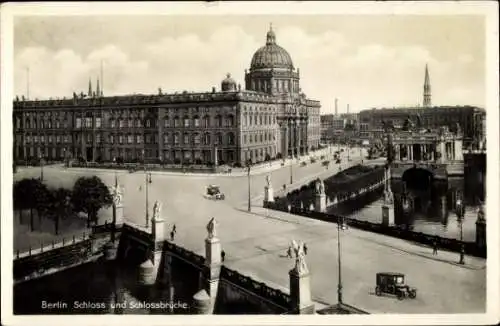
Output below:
[221,250,226,262]
[303,243,308,255]
[432,237,438,255]
[286,246,292,258]
[170,230,175,241]
[172,224,176,234]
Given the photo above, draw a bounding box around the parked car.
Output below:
[206,185,225,200]
[375,272,417,300]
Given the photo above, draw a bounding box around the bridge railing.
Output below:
[220,265,291,311]
[14,231,92,260]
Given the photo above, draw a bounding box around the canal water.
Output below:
[330,175,484,242]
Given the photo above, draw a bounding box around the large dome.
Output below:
[250,26,294,70]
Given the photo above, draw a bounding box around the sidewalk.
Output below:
[249,206,486,271]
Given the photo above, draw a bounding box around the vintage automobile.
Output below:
[206,185,225,200]
[375,272,417,300]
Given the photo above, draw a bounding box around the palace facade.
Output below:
[13,26,321,166]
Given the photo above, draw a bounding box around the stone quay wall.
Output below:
[271,164,385,211]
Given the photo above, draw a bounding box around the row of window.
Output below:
[18,119,70,129]
[107,132,236,146]
[25,134,71,144]
[242,114,276,127]
[243,132,275,144]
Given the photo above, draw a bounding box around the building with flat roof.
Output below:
[13,25,321,166]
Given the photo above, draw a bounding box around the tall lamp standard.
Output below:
[38,148,44,181]
[289,154,294,185]
[337,216,345,304]
[142,149,152,228]
[455,193,465,265]
[246,159,251,212]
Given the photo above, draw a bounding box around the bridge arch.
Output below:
[402,166,434,190]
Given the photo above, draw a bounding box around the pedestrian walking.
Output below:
[170,230,175,241]
[221,250,226,262]
[172,224,176,234]
[432,237,438,255]
[303,243,308,255]
[283,184,286,191]
[286,246,292,258]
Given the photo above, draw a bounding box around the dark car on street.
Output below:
[375,272,417,300]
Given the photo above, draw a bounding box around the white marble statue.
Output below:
[152,200,162,220]
[315,178,325,195]
[266,174,272,188]
[110,184,123,207]
[291,240,308,274]
[207,217,218,239]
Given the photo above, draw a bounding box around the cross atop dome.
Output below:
[266,23,276,45]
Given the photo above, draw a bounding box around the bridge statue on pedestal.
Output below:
[110,184,123,207]
[207,217,218,240]
[291,240,308,274]
[152,200,162,221]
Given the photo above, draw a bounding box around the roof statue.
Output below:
[291,240,308,274]
[206,217,218,239]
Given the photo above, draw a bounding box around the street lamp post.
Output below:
[455,194,465,265]
[39,149,44,181]
[289,155,293,185]
[337,216,343,304]
[246,160,251,212]
[142,149,150,229]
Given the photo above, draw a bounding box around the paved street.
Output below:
[12,147,485,313]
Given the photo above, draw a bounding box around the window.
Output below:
[260,134,263,142]
[119,119,124,128]
[184,117,190,127]
[85,117,92,128]
[174,117,180,127]
[48,135,53,143]
[34,135,39,143]
[164,119,170,128]
[194,116,200,127]
[226,115,234,127]
[64,135,69,143]
[26,135,31,143]
[203,116,210,127]
[136,135,142,144]
[41,135,45,143]
[119,135,124,144]
[135,119,142,128]
[145,135,152,144]
[110,119,116,128]
[183,133,189,144]
[174,133,180,145]
[254,115,258,125]
[76,118,82,128]
[146,119,151,128]
[215,133,223,145]
[259,116,263,125]
[193,133,201,145]
[216,115,222,127]
[204,133,210,145]
[96,134,101,143]
[41,120,45,128]
[110,135,115,144]
[128,135,133,144]
[163,134,169,144]
[56,135,61,143]
[227,133,235,145]
[87,134,92,143]
[96,117,102,128]
[128,119,133,128]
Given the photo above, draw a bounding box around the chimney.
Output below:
[335,98,338,116]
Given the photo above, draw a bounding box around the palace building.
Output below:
[13,26,321,166]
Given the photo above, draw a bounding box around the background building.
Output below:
[13,26,321,166]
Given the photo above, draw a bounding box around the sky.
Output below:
[14,15,486,113]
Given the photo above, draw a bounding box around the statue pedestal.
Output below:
[264,186,274,203]
[381,205,394,226]
[113,204,124,227]
[204,236,221,313]
[152,216,165,242]
[289,268,314,314]
[314,194,326,213]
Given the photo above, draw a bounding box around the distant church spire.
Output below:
[88,78,92,97]
[96,78,100,98]
[423,63,431,107]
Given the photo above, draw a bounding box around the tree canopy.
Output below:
[71,176,113,227]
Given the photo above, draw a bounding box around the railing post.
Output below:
[40,242,43,252]
[16,250,19,259]
[29,247,32,256]
[73,235,76,244]
[52,241,55,249]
